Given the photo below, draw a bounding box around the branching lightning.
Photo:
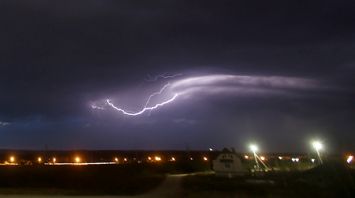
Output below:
[91,104,105,110]
[91,82,178,116]
[146,73,182,82]
[91,74,321,117]
[106,93,178,116]
[143,83,171,108]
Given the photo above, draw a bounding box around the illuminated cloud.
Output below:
[173,118,196,125]
[146,73,183,82]
[0,121,10,127]
[91,74,322,116]
[170,74,320,97]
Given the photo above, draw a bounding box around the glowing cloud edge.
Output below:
[91,74,321,117]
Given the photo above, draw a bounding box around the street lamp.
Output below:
[312,140,323,164]
[75,156,81,163]
[347,155,353,164]
[249,144,258,153]
[9,156,15,163]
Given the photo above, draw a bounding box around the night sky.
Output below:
[0,0,354,152]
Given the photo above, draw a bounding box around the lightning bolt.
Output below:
[100,82,179,116]
[92,74,181,116]
[91,104,105,110]
[146,73,182,82]
[144,83,171,108]
[106,93,178,116]
[92,74,320,117]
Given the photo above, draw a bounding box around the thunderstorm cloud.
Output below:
[92,74,323,116]
[0,0,354,151]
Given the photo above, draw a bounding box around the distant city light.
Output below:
[75,156,81,163]
[347,155,353,164]
[154,156,161,161]
[5,150,345,167]
[48,162,116,166]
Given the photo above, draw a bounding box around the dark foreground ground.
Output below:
[0,164,165,195]
[182,162,355,198]
[0,161,210,196]
[0,161,354,197]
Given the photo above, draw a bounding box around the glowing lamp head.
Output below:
[203,156,208,161]
[114,157,119,162]
[9,156,15,163]
[154,156,161,161]
[53,157,56,163]
[249,144,258,153]
[347,155,353,164]
[75,156,81,163]
[312,141,323,151]
[37,157,42,163]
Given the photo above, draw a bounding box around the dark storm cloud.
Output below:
[0,0,354,150]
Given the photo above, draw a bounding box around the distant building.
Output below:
[213,148,248,177]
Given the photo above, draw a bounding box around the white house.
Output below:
[213,148,248,177]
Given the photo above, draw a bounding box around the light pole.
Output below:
[312,141,323,164]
